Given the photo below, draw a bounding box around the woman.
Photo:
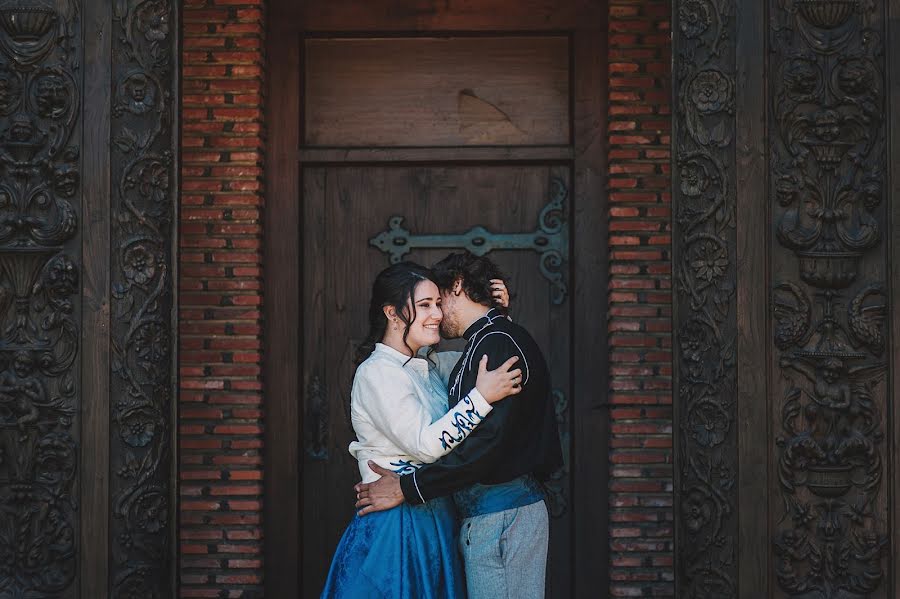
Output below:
[321,262,521,599]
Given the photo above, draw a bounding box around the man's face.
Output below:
[438,287,464,339]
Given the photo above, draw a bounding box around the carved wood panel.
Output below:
[769,1,889,595]
[673,0,739,596]
[109,1,176,596]
[674,1,895,597]
[0,0,176,596]
[0,2,83,595]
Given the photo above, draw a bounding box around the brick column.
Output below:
[607,0,674,596]
[179,1,266,596]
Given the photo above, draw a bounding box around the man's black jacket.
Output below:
[399,308,562,505]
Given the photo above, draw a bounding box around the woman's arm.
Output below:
[353,364,493,464]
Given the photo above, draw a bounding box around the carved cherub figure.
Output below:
[0,351,44,430]
[781,355,852,411]
[812,358,852,410]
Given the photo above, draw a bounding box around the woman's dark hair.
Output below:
[355,262,435,365]
[431,251,507,310]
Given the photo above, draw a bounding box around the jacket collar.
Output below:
[463,307,504,341]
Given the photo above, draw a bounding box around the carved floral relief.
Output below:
[0,0,174,594]
[771,1,889,595]
[673,0,738,596]
[110,0,175,596]
[0,1,81,596]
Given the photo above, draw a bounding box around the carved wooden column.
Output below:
[107,0,178,595]
[672,0,739,595]
[674,0,897,597]
[0,1,177,596]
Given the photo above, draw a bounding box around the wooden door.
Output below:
[673,1,900,598]
[265,3,608,597]
[0,1,178,597]
[303,166,572,596]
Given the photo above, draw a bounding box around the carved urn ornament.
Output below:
[0,2,59,68]
[805,464,854,498]
[794,0,859,29]
[0,5,55,41]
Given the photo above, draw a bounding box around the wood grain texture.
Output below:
[264,2,302,596]
[268,2,607,596]
[298,146,574,164]
[305,37,570,147]
[888,0,900,594]
[298,0,604,31]
[81,1,112,595]
[734,0,769,596]
[572,27,609,599]
[300,165,575,596]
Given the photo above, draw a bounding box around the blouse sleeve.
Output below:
[353,362,493,463]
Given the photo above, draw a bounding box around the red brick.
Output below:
[180,2,266,596]
[607,0,673,595]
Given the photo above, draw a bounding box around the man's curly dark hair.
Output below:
[432,251,507,309]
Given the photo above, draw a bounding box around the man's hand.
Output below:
[353,461,405,516]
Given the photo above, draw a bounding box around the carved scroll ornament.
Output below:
[771,1,889,595]
[673,0,738,597]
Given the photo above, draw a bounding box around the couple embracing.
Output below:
[321,252,562,598]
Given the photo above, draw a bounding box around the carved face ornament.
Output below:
[821,358,844,383]
[836,59,875,97]
[53,163,78,197]
[13,350,32,378]
[783,59,820,99]
[8,113,33,142]
[34,74,69,119]
[812,110,842,142]
[121,73,156,114]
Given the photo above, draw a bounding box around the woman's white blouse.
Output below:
[348,343,489,483]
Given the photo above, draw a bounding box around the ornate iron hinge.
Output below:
[304,374,328,461]
[542,388,570,518]
[369,177,569,304]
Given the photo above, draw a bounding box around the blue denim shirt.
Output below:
[453,474,544,519]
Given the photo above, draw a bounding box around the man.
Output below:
[354,252,562,598]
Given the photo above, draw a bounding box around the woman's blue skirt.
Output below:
[321,496,466,598]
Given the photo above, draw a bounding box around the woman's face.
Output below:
[403,280,443,352]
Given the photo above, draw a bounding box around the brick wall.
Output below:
[179,1,266,596]
[607,0,674,596]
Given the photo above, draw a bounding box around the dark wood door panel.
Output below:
[673,0,898,597]
[301,165,574,597]
[296,0,604,32]
[304,36,571,147]
[0,1,178,597]
[266,3,609,597]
